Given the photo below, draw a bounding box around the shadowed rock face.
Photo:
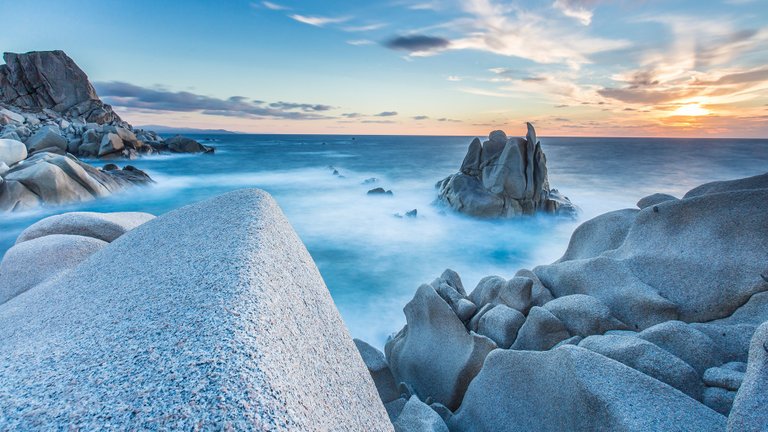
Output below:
[365,172,768,430]
[436,123,577,218]
[0,50,119,123]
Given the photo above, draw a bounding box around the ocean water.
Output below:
[1,134,767,347]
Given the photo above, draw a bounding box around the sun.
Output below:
[672,103,710,117]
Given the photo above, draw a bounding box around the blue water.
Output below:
[2,134,767,346]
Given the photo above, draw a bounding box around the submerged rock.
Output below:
[436,123,577,218]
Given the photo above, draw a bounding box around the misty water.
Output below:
[1,134,767,347]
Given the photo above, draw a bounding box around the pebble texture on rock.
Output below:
[0,189,392,431]
[435,123,577,218]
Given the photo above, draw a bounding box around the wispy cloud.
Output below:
[343,23,387,32]
[552,0,596,26]
[384,35,451,54]
[347,39,375,46]
[375,111,399,117]
[260,1,289,11]
[95,81,333,120]
[289,14,350,27]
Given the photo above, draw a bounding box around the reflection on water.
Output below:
[1,134,767,347]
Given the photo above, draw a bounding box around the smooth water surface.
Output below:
[2,134,766,346]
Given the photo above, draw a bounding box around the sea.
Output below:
[1,134,767,347]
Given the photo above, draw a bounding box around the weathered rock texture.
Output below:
[365,172,768,430]
[436,123,577,218]
[0,190,392,431]
[0,50,213,160]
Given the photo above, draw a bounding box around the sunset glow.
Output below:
[2,0,766,137]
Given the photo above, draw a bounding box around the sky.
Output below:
[1,0,767,137]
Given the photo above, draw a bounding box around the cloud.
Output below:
[552,0,596,26]
[447,75,462,82]
[437,117,461,122]
[260,1,288,10]
[362,120,397,124]
[95,81,333,120]
[347,39,374,46]
[289,14,349,27]
[384,35,451,53]
[344,23,387,32]
[413,115,429,120]
[375,111,399,116]
[341,112,364,118]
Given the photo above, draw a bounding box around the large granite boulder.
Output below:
[0,234,108,305]
[165,135,214,153]
[727,321,768,431]
[436,123,577,218]
[392,396,449,432]
[0,152,152,212]
[0,138,26,166]
[0,189,392,430]
[25,125,68,154]
[16,211,156,244]
[449,346,726,431]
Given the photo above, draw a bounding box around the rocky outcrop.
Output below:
[0,190,392,430]
[0,51,214,160]
[0,211,154,305]
[0,152,152,212]
[363,172,768,430]
[436,123,577,218]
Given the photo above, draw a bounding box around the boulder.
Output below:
[0,179,40,211]
[24,125,68,153]
[637,321,725,375]
[0,108,24,125]
[368,187,394,196]
[543,294,628,336]
[0,189,392,430]
[637,193,678,209]
[685,172,768,198]
[436,123,577,218]
[98,132,124,156]
[165,135,213,153]
[15,211,156,244]
[450,346,727,431]
[0,234,108,305]
[704,387,737,415]
[4,154,93,203]
[510,306,570,351]
[727,322,768,432]
[557,209,638,262]
[0,138,27,166]
[385,284,496,410]
[385,398,408,423]
[579,335,704,401]
[704,366,745,392]
[468,275,532,313]
[393,396,449,432]
[476,304,525,349]
[354,339,400,403]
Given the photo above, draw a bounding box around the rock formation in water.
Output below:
[436,123,577,218]
[0,190,393,430]
[359,172,768,431]
[0,50,214,160]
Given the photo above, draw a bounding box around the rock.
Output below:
[385,284,496,410]
[0,179,40,211]
[579,335,704,401]
[727,322,768,432]
[15,211,156,244]
[510,306,571,351]
[0,108,24,125]
[638,321,725,375]
[0,138,27,166]
[393,396,449,432]
[24,125,68,154]
[704,366,745,391]
[363,177,378,184]
[513,268,554,306]
[459,138,482,176]
[436,123,577,218]
[0,234,108,305]
[98,132,124,156]
[0,189,392,430]
[385,398,408,423]
[557,209,638,262]
[0,153,153,212]
[543,294,629,336]
[476,304,525,349]
[429,270,475,321]
[450,346,727,431]
[165,135,213,153]
[405,209,417,218]
[704,387,737,415]
[468,275,532,313]
[368,187,393,196]
[0,162,8,176]
[685,172,768,198]
[637,193,678,209]
[354,339,400,403]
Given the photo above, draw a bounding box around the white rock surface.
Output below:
[16,211,156,244]
[0,234,108,305]
[0,189,392,430]
[0,138,27,166]
[727,321,768,431]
